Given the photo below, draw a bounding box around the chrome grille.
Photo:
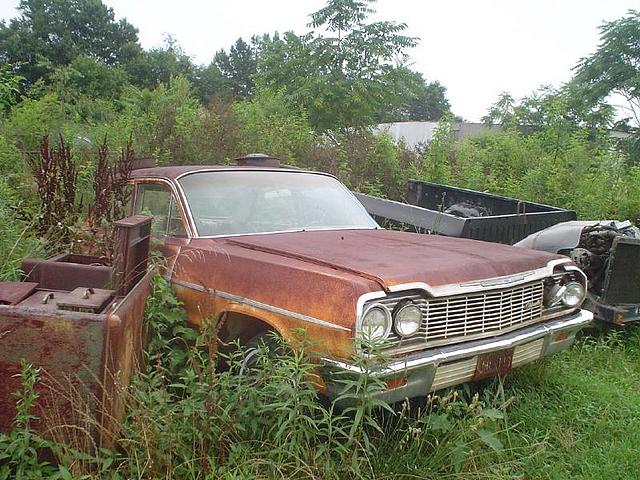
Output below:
[374,280,545,350]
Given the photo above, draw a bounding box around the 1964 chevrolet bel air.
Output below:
[127,156,593,403]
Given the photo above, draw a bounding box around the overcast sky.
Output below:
[0,0,636,121]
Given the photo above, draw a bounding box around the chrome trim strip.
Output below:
[171,278,351,332]
[173,167,338,182]
[322,309,593,376]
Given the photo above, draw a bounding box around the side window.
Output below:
[134,183,187,238]
[168,197,187,237]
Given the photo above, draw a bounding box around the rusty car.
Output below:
[126,155,593,403]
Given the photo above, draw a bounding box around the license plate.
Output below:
[473,349,514,381]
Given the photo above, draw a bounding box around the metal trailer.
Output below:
[0,215,153,449]
[355,180,576,245]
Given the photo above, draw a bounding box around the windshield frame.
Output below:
[174,168,380,239]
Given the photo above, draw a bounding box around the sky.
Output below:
[0,0,636,121]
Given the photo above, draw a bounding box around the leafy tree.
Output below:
[234,88,312,164]
[0,0,139,85]
[125,35,228,104]
[124,35,195,89]
[481,92,517,126]
[573,10,640,128]
[380,69,451,122]
[192,62,228,105]
[482,87,613,148]
[257,0,417,131]
[0,64,24,114]
[50,55,128,101]
[214,36,261,98]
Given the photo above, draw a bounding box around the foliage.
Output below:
[0,0,139,85]
[87,134,133,228]
[5,93,72,151]
[214,37,261,99]
[257,0,418,130]
[29,134,81,250]
[0,361,65,480]
[50,55,129,102]
[380,69,451,122]
[0,64,25,114]
[234,88,313,164]
[573,10,640,129]
[504,326,640,478]
[0,179,42,280]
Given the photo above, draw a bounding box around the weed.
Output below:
[0,361,65,480]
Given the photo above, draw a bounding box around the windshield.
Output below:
[178,170,379,237]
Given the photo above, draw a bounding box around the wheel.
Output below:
[238,331,288,376]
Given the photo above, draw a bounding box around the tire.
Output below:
[238,331,287,376]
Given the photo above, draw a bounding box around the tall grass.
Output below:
[1,276,515,479]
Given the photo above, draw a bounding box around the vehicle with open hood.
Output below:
[127,156,593,403]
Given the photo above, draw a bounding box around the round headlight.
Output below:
[394,303,422,337]
[562,281,585,307]
[545,284,566,307]
[361,304,391,340]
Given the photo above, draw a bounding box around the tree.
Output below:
[124,35,194,89]
[214,37,260,98]
[50,55,128,101]
[0,64,24,114]
[572,10,640,129]
[257,0,417,131]
[125,35,228,105]
[0,0,139,85]
[379,69,451,122]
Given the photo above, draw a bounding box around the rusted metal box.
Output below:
[0,216,153,448]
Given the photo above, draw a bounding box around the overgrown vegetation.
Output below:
[0,277,514,479]
[2,0,640,478]
[4,278,639,479]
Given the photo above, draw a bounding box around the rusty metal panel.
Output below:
[0,269,153,448]
[22,254,112,291]
[0,307,107,436]
[222,229,562,289]
[0,282,38,305]
[112,215,152,295]
[101,268,154,445]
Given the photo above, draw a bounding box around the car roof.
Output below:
[129,165,317,181]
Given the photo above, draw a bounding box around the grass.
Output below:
[501,325,640,479]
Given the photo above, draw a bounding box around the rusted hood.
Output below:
[226,229,563,291]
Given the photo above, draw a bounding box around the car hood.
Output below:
[224,229,563,291]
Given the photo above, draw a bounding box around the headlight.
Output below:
[361,303,391,340]
[394,302,422,337]
[562,281,585,307]
[545,281,585,308]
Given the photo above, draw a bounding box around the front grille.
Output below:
[374,280,545,350]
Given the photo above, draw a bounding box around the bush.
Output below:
[234,88,313,165]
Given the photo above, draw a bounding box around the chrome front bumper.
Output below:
[321,309,593,404]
